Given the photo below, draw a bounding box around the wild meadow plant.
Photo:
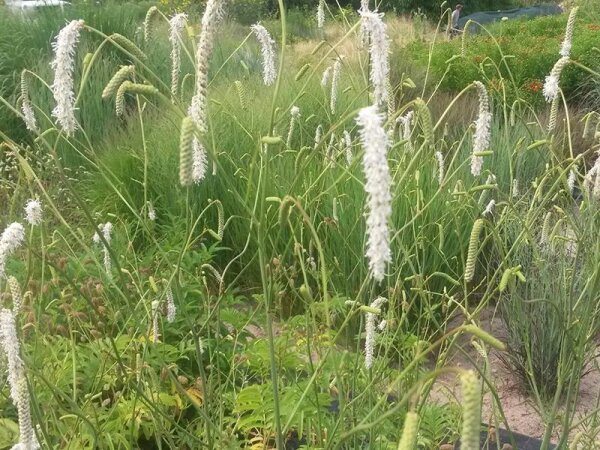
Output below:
[0,1,599,448]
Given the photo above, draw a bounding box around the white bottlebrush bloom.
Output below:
[24,200,42,226]
[560,7,578,57]
[377,319,387,331]
[397,111,413,152]
[356,106,392,282]
[50,19,85,136]
[0,223,25,279]
[147,202,156,221]
[584,153,600,199]
[93,222,112,276]
[317,0,325,28]
[364,296,386,369]
[101,222,113,244]
[102,222,112,277]
[358,0,371,45]
[287,106,300,147]
[251,23,277,86]
[0,309,39,450]
[359,11,390,106]
[314,124,323,149]
[543,56,569,103]
[343,130,353,166]
[483,199,495,217]
[20,72,37,132]
[321,66,332,87]
[435,151,445,184]
[192,139,208,184]
[330,57,342,115]
[512,178,519,198]
[169,13,188,97]
[471,81,491,176]
[325,134,335,166]
[189,0,222,134]
[166,287,176,323]
[567,168,576,194]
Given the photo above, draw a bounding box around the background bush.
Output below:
[403,13,600,107]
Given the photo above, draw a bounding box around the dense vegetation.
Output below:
[0,1,600,449]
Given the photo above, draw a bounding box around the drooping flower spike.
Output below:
[20,71,37,132]
[0,223,25,279]
[560,7,578,58]
[189,0,222,134]
[50,19,85,136]
[330,57,342,115]
[543,56,569,103]
[287,106,301,148]
[0,308,39,450]
[251,23,277,86]
[317,0,325,28]
[169,13,188,97]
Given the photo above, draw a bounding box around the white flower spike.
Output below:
[364,297,386,369]
[356,106,392,282]
[169,13,188,97]
[359,11,390,106]
[471,81,491,176]
[24,200,42,226]
[50,20,84,135]
[251,23,277,86]
[0,223,25,279]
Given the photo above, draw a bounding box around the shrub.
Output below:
[403,13,600,106]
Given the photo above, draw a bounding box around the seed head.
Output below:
[460,370,482,450]
[20,71,37,132]
[169,13,188,97]
[166,287,176,323]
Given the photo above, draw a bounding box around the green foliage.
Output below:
[2,2,600,450]
[499,201,600,403]
[404,13,600,105]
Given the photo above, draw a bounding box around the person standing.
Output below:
[451,4,464,38]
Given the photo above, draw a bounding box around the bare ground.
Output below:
[429,306,600,445]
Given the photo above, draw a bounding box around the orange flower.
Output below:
[526,80,543,93]
[587,24,600,31]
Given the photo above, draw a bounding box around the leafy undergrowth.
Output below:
[0,2,599,449]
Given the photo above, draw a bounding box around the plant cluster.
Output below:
[0,1,599,449]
